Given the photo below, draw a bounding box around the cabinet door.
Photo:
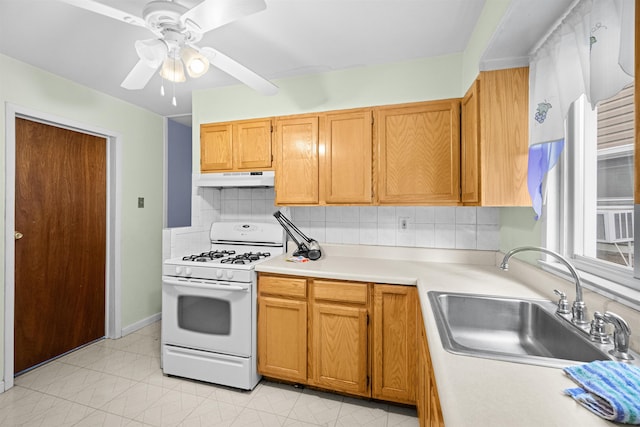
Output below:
[417,308,428,427]
[257,296,307,382]
[479,67,530,206]
[429,368,444,427]
[201,123,233,171]
[234,119,273,170]
[275,116,319,204]
[376,101,460,205]
[372,285,417,404]
[322,110,373,204]
[461,80,480,205]
[310,302,369,396]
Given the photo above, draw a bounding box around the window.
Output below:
[547,85,637,290]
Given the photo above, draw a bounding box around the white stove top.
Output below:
[163,222,285,282]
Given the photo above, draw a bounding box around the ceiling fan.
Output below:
[57,0,278,98]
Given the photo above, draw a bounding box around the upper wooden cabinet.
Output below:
[461,80,480,204]
[376,100,461,205]
[200,118,273,173]
[320,110,373,204]
[461,67,530,206]
[274,115,320,205]
[275,110,373,206]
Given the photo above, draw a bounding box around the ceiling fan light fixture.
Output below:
[134,39,167,67]
[159,57,186,83]
[181,46,209,78]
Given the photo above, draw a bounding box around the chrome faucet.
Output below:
[603,312,634,361]
[500,246,589,327]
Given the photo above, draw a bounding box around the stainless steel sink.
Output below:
[428,291,615,368]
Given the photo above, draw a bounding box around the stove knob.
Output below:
[216,270,223,279]
[176,266,183,275]
[184,267,192,277]
[226,270,234,280]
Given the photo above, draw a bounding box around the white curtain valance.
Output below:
[527,0,634,219]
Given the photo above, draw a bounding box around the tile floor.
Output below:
[1,322,419,426]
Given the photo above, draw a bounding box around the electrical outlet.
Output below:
[398,216,409,231]
[138,197,144,208]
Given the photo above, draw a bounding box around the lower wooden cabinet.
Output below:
[417,302,444,426]
[257,275,307,383]
[372,284,417,404]
[257,273,419,406]
[309,280,369,396]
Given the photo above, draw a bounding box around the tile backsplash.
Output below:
[173,187,500,256]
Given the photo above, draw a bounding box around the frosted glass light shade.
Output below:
[181,46,210,78]
[159,57,186,82]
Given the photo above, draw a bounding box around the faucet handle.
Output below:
[553,289,570,315]
[603,311,634,361]
[589,311,611,343]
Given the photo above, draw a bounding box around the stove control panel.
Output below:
[163,263,253,284]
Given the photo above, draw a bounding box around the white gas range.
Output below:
[161,222,284,390]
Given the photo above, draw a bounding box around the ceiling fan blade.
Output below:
[182,0,266,34]
[57,0,146,28]
[200,47,278,96]
[121,59,160,90]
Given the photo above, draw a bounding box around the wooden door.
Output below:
[372,284,417,404]
[321,110,373,204]
[274,116,319,205]
[234,119,273,170]
[309,279,369,396]
[15,118,106,374]
[200,123,233,171]
[376,100,460,205]
[461,80,480,205]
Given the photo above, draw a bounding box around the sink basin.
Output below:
[428,291,613,368]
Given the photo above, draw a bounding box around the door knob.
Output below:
[14,231,23,240]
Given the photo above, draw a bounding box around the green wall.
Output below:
[0,53,164,381]
[193,53,463,168]
[461,0,512,92]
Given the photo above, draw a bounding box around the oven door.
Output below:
[162,276,252,357]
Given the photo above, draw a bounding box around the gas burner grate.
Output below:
[182,250,236,262]
[220,252,271,265]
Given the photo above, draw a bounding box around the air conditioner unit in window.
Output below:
[596,210,634,243]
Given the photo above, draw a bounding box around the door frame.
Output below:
[3,104,122,390]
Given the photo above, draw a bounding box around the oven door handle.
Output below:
[163,278,249,292]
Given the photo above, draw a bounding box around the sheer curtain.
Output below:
[527,0,634,219]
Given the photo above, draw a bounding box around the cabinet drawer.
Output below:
[312,280,368,305]
[259,275,307,298]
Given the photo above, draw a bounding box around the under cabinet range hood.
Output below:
[195,171,275,187]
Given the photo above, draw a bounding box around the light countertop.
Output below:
[256,244,617,427]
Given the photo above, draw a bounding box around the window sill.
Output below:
[540,260,640,312]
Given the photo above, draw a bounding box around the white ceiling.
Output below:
[1,0,578,127]
[0,0,486,123]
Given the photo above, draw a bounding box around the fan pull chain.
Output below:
[172,81,177,107]
[171,57,177,106]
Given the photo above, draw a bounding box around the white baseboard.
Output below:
[0,380,5,393]
[120,312,161,337]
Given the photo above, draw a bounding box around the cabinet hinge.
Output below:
[366,313,370,325]
[270,125,274,133]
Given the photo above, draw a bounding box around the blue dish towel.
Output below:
[564,360,640,424]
